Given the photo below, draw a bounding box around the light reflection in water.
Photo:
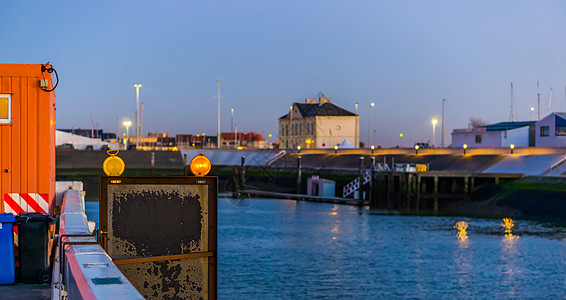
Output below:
[454,221,469,241]
[502,218,519,240]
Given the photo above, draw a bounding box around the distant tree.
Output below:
[469,118,488,128]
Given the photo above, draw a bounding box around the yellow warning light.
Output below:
[190,153,211,177]
[103,149,125,176]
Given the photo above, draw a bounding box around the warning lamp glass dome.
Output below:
[190,153,211,176]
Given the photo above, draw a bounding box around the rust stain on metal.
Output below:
[100,177,217,299]
[119,258,207,299]
[107,184,208,260]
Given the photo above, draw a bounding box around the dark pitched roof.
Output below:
[481,121,536,131]
[279,102,357,119]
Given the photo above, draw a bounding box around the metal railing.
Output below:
[343,170,371,197]
[52,187,142,300]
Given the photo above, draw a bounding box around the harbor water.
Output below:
[86,198,566,299]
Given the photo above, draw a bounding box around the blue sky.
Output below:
[2,1,566,146]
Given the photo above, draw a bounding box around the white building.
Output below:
[278,96,359,149]
[56,130,119,150]
[451,121,535,148]
[535,112,566,147]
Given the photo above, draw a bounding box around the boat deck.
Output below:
[0,283,50,299]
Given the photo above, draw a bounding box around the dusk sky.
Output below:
[2,1,566,147]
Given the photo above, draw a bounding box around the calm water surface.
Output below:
[86,198,566,299]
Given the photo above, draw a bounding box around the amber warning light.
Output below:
[103,149,125,176]
[190,153,212,177]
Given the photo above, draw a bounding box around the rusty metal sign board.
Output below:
[100,176,217,299]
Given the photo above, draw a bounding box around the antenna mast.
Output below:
[546,88,552,115]
[537,81,541,120]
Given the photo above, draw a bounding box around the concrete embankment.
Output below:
[57,149,566,222]
[440,176,566,221]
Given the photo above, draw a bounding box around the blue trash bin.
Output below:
[0,213,15,285]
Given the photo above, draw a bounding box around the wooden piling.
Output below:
[358,157,364,205]
[434,176,438,213]
[240,156,246,190]
[297,156,302,194]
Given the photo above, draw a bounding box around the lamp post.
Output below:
[399,133,403,147]
[133,84,142,148]
[463,144,467,155]
[355,103,359,148]
[432,119,438,147]
[216,79,221,149]
[371,145,375,155]
[414,145,419,155]
[441,99,446,147]
[334,145,338,154]
[530,107,535,120]
[510,144,515,154]
[231,107,235,148]
[368,102,375,146]
[123,120,132,149]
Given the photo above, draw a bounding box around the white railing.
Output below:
[343,170,371,197]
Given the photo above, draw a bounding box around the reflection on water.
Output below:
[85,198,566,298]
[454,221,469,241]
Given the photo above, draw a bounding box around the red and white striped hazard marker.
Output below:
[3,193,49,214]
[3,193,49,247]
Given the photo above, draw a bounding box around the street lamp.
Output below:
[216,79,221,149]
[133,84,142,148]
[414,144,419,154]
[231,107,235,148]
[463,144,467,155]
[334,145,338,154]
[432,119,438,147]
[371,145,375,155]
[297,145,301,153]
[441,99,446,147]
[530,107,535,120]
[399,133,403,147]
[510,144,515,154]
[368,102,375,146]
[123,120,132,149]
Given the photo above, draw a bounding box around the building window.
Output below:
[0,94,11,124]
[541,126,549,137]
[556,126,566,136]
[475,135,482,143]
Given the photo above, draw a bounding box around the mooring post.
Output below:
[387,173,393,209]
[183,153,187,176]
[434,175,438,213]
[240,156,246,190]
[358,156,364,205]
[151,152,156,175]
[369,156,375,206]
[406,174,412,210]
[297,155,302,194]
[416,174,421,212]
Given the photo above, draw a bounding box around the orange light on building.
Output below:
[189,153,212,176]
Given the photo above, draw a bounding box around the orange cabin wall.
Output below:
[0,64,56,212]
